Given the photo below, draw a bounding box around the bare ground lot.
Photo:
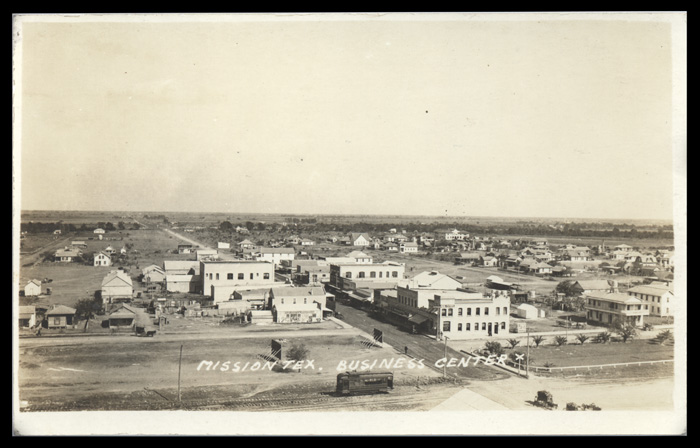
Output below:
[18,327,459,412]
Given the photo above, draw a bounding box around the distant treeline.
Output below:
[20,221,140,233]
[219,220,674,240]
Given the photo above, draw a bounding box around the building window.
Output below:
[345,272,352,279]
[481,323,486,331]
[458,323,462,331]
[281,299,284,304]
[466,323,470,331]
[458,308,463,316]
[358,272,365,278]
[448,309,453,316]
[238,273,244,280]
[484,307,489,316]
[467,308,471,316]
[227,273,234,280]
[441,309,447,316]
[54,317,61,325]
[476,307,480,316]
[474,322,478,331]
[443,321,451,332]
[370,271,376,278]
[379,272,383,278]
[264,273,270,280]
[496,307,500,315]
[250,273,254,280]
[392,271,398,278]
[501,322,506,330]
[293,298,296,304]
[503,307,508,315]
[304,298,307,304]
[216,273,219,280]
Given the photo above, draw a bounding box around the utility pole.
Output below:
[442,335,449,378]
[177,345,183,402]
[526,329,530,379]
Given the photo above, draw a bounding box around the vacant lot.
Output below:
[18,326,445,411]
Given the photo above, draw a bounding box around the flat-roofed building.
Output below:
[268,286,329,323]
[585,292,649,327]
[431,290,511,340]
[329,261,405,290]
[196,249,219,261]
[165,274,202,293]
[255,247,295,266]
[200,260,275,299]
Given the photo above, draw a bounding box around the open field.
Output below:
[18,326,452,411]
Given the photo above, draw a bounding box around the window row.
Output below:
[442,321,507,332]
[344,271,399,279]
[207,272,270,280]
[279,297,308,305]
[440,306,508,317]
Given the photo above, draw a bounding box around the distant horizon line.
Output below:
[18,208,675,224]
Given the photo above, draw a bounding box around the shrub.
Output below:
[507,338,521,349]
[554,335,568,346]
[484,341,505,357]
[576,334,590,345]
[595,331,611,344]
[532,335,546,347]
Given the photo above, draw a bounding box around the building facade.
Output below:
[431,291,511,340]
[200,260,275,298]
[329,261,405,289]
[268,286,328,323]
[256,247,295,266]
[101,270,134,304]
[585,292,648,327]
[627,285,674,317]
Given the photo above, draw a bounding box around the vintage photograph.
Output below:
[12,12,686,435]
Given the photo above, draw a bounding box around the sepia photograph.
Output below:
[12,12,686,436]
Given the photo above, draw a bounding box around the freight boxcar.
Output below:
[336,371,393,396]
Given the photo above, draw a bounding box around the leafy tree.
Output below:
[507,338,521,349]
[595,331,611,344]
[532,335,546,347]
[104,222,116,231]
[576,334,590,345]
[613,320,638,343]
[554,335,568,346]
[555,280,579,297]
[118,221,126,230]
[286,343,310,372]
[484,341,505,357]
[219,221,234,232]
[74,298,103,332]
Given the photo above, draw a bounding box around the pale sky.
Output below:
[14,13,685,221]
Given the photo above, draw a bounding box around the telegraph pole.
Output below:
[443,335,449,378]
[526,329,530,379]
[177,345,183,402]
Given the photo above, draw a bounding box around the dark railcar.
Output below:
[336,371,394,396]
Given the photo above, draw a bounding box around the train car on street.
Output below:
[336,371,394,396]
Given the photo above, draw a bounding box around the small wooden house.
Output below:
[45,305,76,329]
